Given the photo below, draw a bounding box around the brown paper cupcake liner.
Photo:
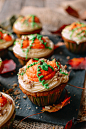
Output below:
[19,83,67,106]
[1,110,15,129]
[62,36,86,54]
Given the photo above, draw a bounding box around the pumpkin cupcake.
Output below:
[18,58,69,106]
[13,34,54,65]
[0,92,15,129]
[0,28,14,57]
[61,22,86,54]
[13,15,42,37]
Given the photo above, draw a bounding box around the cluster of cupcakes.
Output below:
[1,13,86,128]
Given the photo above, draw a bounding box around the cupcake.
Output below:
[61,22,86,54]
[0,92,15,129]
[13,15,42,37]
[0,28,14,57]
[13,34,54,65]
[18,58,69,106]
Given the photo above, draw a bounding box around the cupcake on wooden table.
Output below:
[0,92,15,129]
[18,58,69,106]
[13,15,42,37]
[0,28,14,57]
[62,22,86,54]
[13,34,54,65]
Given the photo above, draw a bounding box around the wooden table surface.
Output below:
[0,0,86,128]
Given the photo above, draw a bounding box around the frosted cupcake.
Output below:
[13,15,42,37]
[0,92,15,129]
[61,22,86,54]
[0,28,14,57]
[13,34,54,65]
[18,58,69,106]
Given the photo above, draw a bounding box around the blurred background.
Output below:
[0,0,86,35]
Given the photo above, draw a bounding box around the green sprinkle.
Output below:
[33,58,39,60]
[41,63,48,71]
[21,39,23,48]
[39,75,44,82]
[27,66,30,68]
[48,65,54,71]
[14,41,19,45]
[40,60,44,62]
[20,71,25,76]
[42,80,45,85]
[60,72,68,75]
[56,62,60,69]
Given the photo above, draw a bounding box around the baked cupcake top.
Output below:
[62,22,86,44]
[0,28,14,50]
[18,58,69,92]
[0,92,15,127]
[13,34,54,59]
[13,15,42,32]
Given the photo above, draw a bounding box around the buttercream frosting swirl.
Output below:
[13,35,54,59]
[13,15,42,32]
[18,59,69,93]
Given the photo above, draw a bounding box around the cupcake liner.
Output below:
[28,87,64,106]
[1,111,15,129]
[19,83,67,106]
[62,36,86,54]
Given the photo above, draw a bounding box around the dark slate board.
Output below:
[0,35,86,126]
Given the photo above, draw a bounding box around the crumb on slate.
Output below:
[12,83,18,88]
[36,107,38,109]
[23,95,27,99]
[6,89,13,94]
[14,90,20,95]
[66,56,70,60]
[28,107,31,110]
[16,106,19,109]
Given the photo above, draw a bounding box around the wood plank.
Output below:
[0,0,24,22]
[24,0,45,7]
